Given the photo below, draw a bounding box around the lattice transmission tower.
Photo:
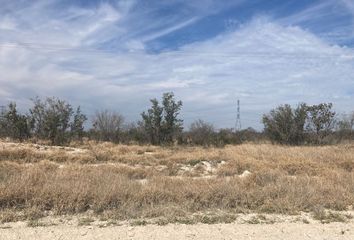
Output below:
[235,99,241,132]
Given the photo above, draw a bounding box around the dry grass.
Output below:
[1,139,354,223]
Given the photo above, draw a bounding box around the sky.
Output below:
[0,0,354,130]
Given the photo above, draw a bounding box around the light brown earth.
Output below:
[1,220,354,240]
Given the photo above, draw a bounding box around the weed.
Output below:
[244,215,275,224]
[245,216,261,224]
[0,225,12,229]
[78,217,95,226]
[198,214,237,224]
[0,210,21,223]
[302,218,310,224]
[156,218,169,226]
[313,209,349,224]
[131,219,148,226]
[106,219,119,226]
[173,217,195,225]
[187,159,202,166]
[27,220,47,227]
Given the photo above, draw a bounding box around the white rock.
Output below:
[239,170,251,178]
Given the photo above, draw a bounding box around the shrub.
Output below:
[262,103,307,145]
[188,119,215,146]
[92,110,124,143]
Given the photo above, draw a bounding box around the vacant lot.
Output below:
[0,140,354,227]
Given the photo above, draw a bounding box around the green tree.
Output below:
[141,92,183,145]
[306,103,336,143]
[1,102,30,141]
[71,106,87,142]
[262,103,308,145]
[292,103,308,144]
[141,99,163,145]
[161,92,183,143]
[337,112,354,132]
[0,106,5,137]
[44,97,73,145]
[29,97,78,145]
[29,97,46,138]
[336,112,354,140]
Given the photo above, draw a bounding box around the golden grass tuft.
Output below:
[0,139,354,223]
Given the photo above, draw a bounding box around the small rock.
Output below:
[239,170,251,178]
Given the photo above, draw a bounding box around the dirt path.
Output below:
[1,222,354,240]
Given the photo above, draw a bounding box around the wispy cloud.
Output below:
[141,17,200,42]
[343,0,354,14]
[278,0,354,44]
[0,1,353,129]
[279,1,336,25]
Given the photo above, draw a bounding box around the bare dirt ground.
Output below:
[2,213,354,240]
[1,221,354,240]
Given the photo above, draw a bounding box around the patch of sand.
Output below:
[0,140,88,155]
[1,221,354,240]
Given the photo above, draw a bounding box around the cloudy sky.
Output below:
[0,0,354,129]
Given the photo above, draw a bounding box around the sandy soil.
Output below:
[1,221,354,240]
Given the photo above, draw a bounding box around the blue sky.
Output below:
[0,0,354,129]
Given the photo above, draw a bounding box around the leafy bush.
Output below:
[262,103,307,145]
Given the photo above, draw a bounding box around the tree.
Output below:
[141,92,183,145]
[337,112,354,132]
[188,119,215,146]
[217,128,241,146]
[236,127,263,143]
[161,92,183,143]
[141,99,163,145]
[71,106,87,142]
[29,97,77,145]
[262,103,308,145]
[92,110,124,142]
[335,112,354,140]
[29,97,46,138]
[0,106,5,137]
[44,98,74,145]
[121,122,148,144]
[306,103,336,143]
[292,103,308,144]
[1,102,30,141]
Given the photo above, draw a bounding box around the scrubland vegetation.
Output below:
[0,92,353,147]
[0,93,353,226]
[1,140,354,225]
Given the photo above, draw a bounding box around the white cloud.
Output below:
[0,16,17,30]
[279,1,336,25]
[141,17,200,42]
[0,2,353,129]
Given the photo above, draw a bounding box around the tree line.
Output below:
[263,103,353,145]
[0,93,353,146]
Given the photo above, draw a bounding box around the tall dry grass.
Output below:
[0,140,354,222]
